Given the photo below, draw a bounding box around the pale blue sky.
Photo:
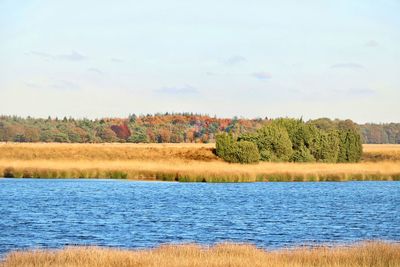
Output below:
[1,0,399,122]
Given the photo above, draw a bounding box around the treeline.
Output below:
[0,114,398,144]
[360,123,400,144]
[0,113,264,143]
[216,118,362,163]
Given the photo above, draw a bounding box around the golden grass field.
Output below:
[0,143,400,182]
[1,242,400,267]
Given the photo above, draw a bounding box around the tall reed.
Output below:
[1,242,399,267]
[1,143,400,182]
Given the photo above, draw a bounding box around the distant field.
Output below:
[362,144,400,161]
[0,143,400,182]
[2,242,399,267]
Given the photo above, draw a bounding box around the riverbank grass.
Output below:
[2,165,400,182]
[1,143,400,182]
[1,242,400,267]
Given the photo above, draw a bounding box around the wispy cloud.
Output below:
[330,63,364,69]
[331,88,376,98]
[111,58,124,63]
[365,40,379,48]
[25,82,41,89]
[154,85,199,95]
[30,51,53,60]
[224,55,246,65]
[30,50,87,62]
[347,88,376,96]
[56,51,87,61]
[87,68,104,75]
[205,71,217,76]
[51,80,80,91]
[252,72,272,80]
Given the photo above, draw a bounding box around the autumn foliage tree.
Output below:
[0,113,384,148]
[111,124,131,141]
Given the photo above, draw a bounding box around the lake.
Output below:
[0,179,399,256]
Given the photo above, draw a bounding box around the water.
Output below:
[0,179,399,255]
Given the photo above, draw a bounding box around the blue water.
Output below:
[0,179,399,255]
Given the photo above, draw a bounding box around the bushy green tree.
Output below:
[309,118,337,131]
[232,141,260,164]
[273,119,307,149]
[272,118,318,162]
[215,132,236,159]
[230,118,363,164]
[215,134,260,164]
[290,144,315,162]
[338,129,363,162]
[248,124,293,162]
[316,130,340,163]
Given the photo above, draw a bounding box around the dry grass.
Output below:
[0,143,400,182]
[0,142,217,161]
[362,144,400,162]
[1,242,400,267]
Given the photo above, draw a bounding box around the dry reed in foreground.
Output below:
[2,242,400,267]
[1,143,400,182]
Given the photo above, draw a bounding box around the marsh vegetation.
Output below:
[0,143,399,182]
[2,242,400,267]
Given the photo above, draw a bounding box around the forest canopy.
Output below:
[0,114,397,145]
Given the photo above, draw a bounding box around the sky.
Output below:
[0,0,399,123]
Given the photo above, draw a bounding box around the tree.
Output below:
[23,127,40,142]
[309,118,336,131]
[338,129,363,163]
[215,132,236,159]
[128,126,148,143]
[0,114,370,148]
[158,128,171,143]
[215,133,259,164]
[111,124,131,140]
[290,144,315,162]
[223,141,260,164]
[97,127,118,142]
[240,124,293,162]
[273,118,317,162]
[315,130,340,163]
[185,129,195,143]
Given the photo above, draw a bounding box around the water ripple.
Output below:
[0,179,399,255]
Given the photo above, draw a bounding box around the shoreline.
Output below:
[1,143,400,182]
[0,176,400,184]
[1,160,400,182]
[1,241,399,267]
